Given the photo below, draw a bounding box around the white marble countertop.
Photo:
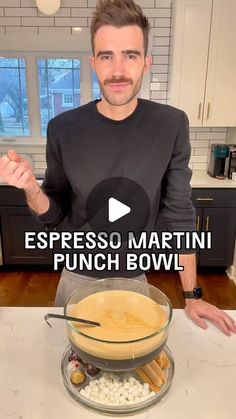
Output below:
[191,171,236,188]
[0,307,235,419]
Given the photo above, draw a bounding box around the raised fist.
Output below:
[0,149,39,193]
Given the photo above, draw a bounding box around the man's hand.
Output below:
[0,149,39,194]
[185,299,236,336]
[0,149,49,215]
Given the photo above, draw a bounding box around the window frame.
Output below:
[0,56,30,139]
[37,56,83,137]
[0,52,92,144]
[0,30,93,144]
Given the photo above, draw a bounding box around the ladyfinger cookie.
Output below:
[156,351,170,369]
[140,363,163,387]
[149,360,165,381]
[136,368,161,393]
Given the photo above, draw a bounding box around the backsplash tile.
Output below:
[190,128,227,171]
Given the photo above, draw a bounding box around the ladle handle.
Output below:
[44,313,100,327]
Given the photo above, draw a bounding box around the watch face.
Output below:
[194,287,202,298]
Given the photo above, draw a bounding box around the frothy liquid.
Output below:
[68,290,169,360]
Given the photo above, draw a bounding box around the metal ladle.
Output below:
[44,313,100,327]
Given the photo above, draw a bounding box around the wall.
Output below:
[227,128,236,145]
[0,0,228,175]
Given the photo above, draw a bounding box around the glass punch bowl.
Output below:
[64,278,173,371]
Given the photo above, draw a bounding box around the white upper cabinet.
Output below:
[205,0,236,126]
[169,0,236,127]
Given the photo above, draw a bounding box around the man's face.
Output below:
[90,25,151,107]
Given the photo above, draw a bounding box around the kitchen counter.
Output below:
[191,170,236,188]
[36,171,236,188]
[0,307,235,419]
[1,171,236,188]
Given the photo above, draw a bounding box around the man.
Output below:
[0,0,235,335]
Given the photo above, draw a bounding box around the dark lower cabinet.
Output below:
[197,207,236,266]
[0,206,52,265]
[0,186,53,266]
[192,188,236,267]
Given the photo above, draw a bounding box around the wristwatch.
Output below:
[182,287,202,299]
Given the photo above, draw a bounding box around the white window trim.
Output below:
[0,31,93,145]
[0,52,92,144]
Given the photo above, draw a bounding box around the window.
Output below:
[0,58,29,137]
[37,58,80,136]
[92,71,101,100]
[63,93,73,106]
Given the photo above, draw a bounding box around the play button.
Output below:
[108,198,131,222]
[86,177,151,240]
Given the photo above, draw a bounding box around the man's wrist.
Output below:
[25,186,50,215]
[25,185,41,197]
[185,298,202,306]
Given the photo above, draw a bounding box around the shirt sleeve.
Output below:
[159,111,196,253]
[36,119,72,227]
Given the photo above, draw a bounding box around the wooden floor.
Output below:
[0,269,236,309]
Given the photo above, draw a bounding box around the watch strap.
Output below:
[183,291,196,299]
[182,287,202,299]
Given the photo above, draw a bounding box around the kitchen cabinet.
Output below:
[0,206,52,265]
[0,186,52,266]
[192,188,236,266]
[169,0,236,126]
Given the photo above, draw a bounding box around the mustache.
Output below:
[104,77,133,85]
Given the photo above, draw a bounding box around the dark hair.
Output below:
[91,0,150,56]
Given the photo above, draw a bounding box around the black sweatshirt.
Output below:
[37,98,196,276]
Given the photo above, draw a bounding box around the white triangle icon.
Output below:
[108,198,131,222]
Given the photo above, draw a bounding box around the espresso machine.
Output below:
[227,145,236,180]
[208,144,229,179]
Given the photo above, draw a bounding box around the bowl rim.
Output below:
[64,278,173,344]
